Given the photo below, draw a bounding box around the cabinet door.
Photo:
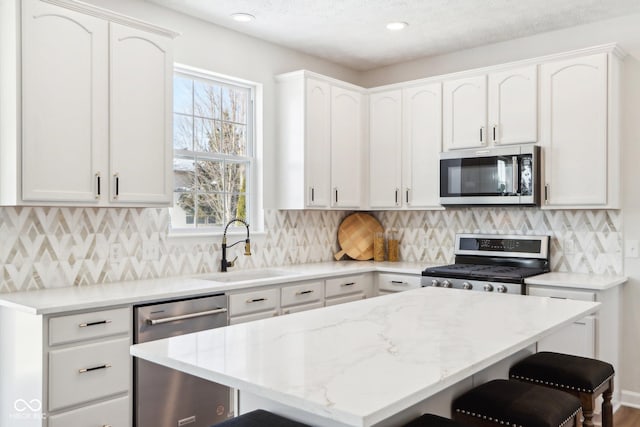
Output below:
[443,75,487,150]
[110,23,172,204]
[369,90,402,208]
[21,0,108,202]
[540,53,608,207]
[331,86,363,208]
[402,83,442,208]
[488,65,537,145]
[305,78,331,207]
[536,316,596,358]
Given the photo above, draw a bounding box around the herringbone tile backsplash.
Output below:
[0,207,622,293]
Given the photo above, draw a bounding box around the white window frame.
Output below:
[169,64,263,237]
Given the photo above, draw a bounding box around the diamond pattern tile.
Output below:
[0,206,623,293]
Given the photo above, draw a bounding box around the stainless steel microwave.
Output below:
[440,144,540,206]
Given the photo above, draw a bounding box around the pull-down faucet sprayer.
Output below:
[220,218,251,272]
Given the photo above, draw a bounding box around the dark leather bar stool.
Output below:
[509,351,614,427]
[212,409,311,427]
[452,379,582,427]
[402,413,474,427]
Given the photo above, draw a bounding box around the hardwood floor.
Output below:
[613,406,640,427]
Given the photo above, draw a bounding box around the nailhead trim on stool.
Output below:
[211,409,311,427]
[452,379,582,427]
[402,413,474,427]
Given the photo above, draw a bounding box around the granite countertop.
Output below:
[0,261,428,315]
[130,286,600,427]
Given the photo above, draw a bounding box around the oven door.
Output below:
[439,145,539,205]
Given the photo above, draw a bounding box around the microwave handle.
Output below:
[512,156,519,195]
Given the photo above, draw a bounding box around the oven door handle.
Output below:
[146,308,228,325]
[512,156,519,195]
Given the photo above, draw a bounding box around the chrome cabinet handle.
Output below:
[295,290,314,296]
[79,363,112,374]
[146,308,228,325]
[246,298,267,304]
[511,156,518,194]
[79,319,112,328]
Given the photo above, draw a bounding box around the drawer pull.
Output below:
[246,298,267,303]
[295,290,314,296]
[341,282,356,287]
[79,319,112,328]
[550,296,567,300]
[146,308,228,325]
[391,281,408,286]
[79,363,112,374]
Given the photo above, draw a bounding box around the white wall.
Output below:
[80,0,362,210]
[358,13,640,403]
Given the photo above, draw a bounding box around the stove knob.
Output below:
[431,279,440,287]
[496,285,507,293]
[483,283,494,292]
[462,282,473,290]
[442,280,452,288]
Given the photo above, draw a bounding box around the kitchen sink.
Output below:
[200,269,295,283]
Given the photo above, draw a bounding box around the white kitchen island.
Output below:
[131,287,600,427]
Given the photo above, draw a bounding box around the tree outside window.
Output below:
[171,71,253,230]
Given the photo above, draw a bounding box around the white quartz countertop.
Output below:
[525,272,627,290]
[130,287,600,427]
[0,261,427,315]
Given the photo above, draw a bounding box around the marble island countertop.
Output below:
[130,287,601,427]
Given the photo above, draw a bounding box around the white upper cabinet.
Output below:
[21,0,108,202]
[443,75,487,150]
[402,83,443,209]
[488,65,538,145]
[331,86,364,208]
[369,90,402,208]
[305,79,332,208]
[540,52,619,208]
[0,0,177,206]
[110,23,173,204]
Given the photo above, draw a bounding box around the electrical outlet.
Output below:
[142,241,160,261]
[109,243,123,264]
[625,239,639,258]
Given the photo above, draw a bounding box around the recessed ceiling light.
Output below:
[231,13,255,23]
[386,21,408,31]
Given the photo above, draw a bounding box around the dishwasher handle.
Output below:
[146,308,228,325]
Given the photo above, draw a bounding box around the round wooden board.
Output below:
[335,213,383,261]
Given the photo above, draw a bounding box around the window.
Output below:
[170,65,257,232]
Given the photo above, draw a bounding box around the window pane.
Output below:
[174,76,193,114]
[171,192,195,227]
[221,123,247,155]
[194,118,221,152]
[224,162,247,194]
[194,80,221,119]
[173,158,195,192]
[197,193,224,226]
[222,86,248,124]
[196,160,223,192]
[173,114,193,151]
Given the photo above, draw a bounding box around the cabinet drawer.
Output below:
[49,307,130,346]
[325,293,366,307]
[49,337,130,411]
[527,286,596,301]
[281,281,323,307]
[48,395,129,427]
[282,301,324,315]
[377,274,421,293]
[229,288,279,316]
[229,310,279,325]
[325,275,366,298]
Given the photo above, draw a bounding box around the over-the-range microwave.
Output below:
[439,144,540,206]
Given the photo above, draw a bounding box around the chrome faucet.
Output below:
[221,218,251,272]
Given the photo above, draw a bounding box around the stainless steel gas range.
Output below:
[421,234,551,295]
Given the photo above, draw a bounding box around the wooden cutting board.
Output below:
[334,213,383,261]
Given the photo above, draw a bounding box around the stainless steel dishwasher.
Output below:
[134,293,231,427]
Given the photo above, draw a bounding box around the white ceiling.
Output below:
[147,0,640,71]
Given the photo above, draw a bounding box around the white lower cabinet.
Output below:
[48,395,129,427]
[282,302,324,315]
[229,310,280,325]
[325,274,374,305]
[376,273,421,295]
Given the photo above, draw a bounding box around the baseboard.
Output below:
[621,389,640,409]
